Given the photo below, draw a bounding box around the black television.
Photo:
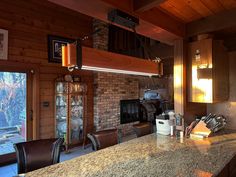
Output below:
[120,99,140,124]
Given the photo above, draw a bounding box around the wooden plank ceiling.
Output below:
[49,0,236,44]
[158,0,236,23]
[48,0,185,44]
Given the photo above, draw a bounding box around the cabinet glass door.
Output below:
[70,95,83,144]
[55,82,68,141]
[69,83,85,144]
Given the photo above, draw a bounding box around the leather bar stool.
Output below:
[14,138,64,174]
[133,122,152,137]
[87,129,118,151]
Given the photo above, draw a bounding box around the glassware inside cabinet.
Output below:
[56,95,67,107]
[70,95,83,143]
[55,95,67,139]
[70,83,86,94]
[56,82,68,94]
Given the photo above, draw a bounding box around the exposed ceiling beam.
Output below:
[134,0,167,12]
[48,0,185,44]
[97,0,133,12]
[187,8,236,37]
[82,46,162,76]
[137,7,185,38]
[100,0,185,38]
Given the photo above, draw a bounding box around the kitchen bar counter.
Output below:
[26,130,236,177]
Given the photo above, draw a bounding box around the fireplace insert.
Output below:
[120,99,140,124]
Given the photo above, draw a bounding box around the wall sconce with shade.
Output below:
[62,40,82,71]
[61,40,163,77]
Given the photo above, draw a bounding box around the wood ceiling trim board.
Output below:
[133,0,167,12]
[182,0,213,17]
[187,8,236,37]
[159,0,201,23]
[156,7,186,23]
[176,1,203,21]
[197,1,214,15]
[218,0,236,10]
[159,0,236,23]
[164,0,203,22]
[159,3,189,23]
[199,0,225,14]
[100,0,134,12]
[216,0,229,13]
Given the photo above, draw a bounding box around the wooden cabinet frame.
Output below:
[54,78,87,151]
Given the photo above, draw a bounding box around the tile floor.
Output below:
[0,134,136,177]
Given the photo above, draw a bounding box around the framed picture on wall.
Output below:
[0,29,8,60]
[48,35,74,63]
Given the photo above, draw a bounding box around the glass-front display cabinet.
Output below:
[55,77,86,151]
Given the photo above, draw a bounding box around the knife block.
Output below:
[190,120,212,139]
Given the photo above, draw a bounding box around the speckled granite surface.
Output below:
[26,130,236,177]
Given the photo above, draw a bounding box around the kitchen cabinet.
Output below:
[217,155,236,177]
[55,78,87,150]
[188,38,229,103]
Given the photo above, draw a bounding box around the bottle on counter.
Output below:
[168,111,175,136]
[170,125,174,136]
[175,114,185,131]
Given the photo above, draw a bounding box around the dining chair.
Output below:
[133,122,152,137]
[87,128,118,151]
[14,138,64,174]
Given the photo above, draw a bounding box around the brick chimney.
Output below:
[92,19,139,135]
[92,19,173,136]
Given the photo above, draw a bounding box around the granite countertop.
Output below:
[26,130,236,177]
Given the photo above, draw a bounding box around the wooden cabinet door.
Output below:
[188,39,213,103]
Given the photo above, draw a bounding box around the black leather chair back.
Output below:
[87,129,118,151]
[14,138,64,174]
[133,122,152,137]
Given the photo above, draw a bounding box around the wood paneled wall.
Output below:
[0,0,94,139]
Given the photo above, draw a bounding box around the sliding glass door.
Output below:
[0,71,32,165]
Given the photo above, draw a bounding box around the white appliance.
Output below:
[156,116,171,135]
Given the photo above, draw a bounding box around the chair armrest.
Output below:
[87,133,99,151]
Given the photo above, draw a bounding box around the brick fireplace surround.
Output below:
[93,19,173,136]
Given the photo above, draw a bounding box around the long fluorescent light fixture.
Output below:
[81,66,157,76]
[62,43,163,76]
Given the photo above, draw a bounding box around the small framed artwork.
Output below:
[0,29,8,60]
[48,35,74,63]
